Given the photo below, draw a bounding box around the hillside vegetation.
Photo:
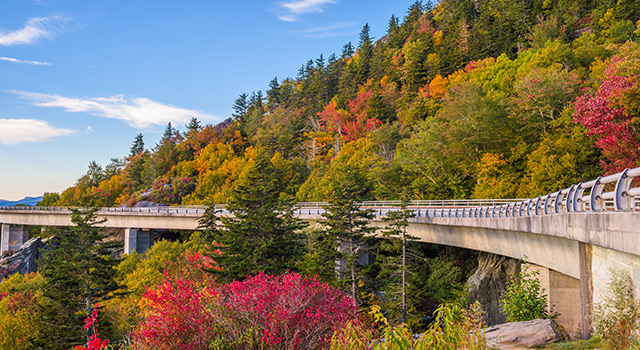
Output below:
[10,1,640,349]
[39,0,640,208]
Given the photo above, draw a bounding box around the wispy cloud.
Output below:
[0,56,52,66]
[0,118,75,145]
[278,0,338,22]
[290,22,357,38]
[0,15,75,46]
[13,91,219,129]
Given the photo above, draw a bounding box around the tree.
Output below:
[207,150,307,282]
[162,122,175,141]
[129,134,145,157]
[322,170,375,307]
[232,93,249,121]
[356,24,373,85]
[379,197,417,323]
[186,118,201,133]
[37,208,122,350]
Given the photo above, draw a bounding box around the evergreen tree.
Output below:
[267,77,280,107]
[186,117,201,133]
[162,122,175,141]
[130,133,145,157]
[357,23,373,85]
[341,42,354,58]
[37,208,122,350]
[208,151,307,282]
[322,172,375,306]
[232,93,250,133]
[379,197,418,323]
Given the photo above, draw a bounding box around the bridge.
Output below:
[3,167,640,338]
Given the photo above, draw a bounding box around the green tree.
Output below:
[129,133,145,157]
[379,197,417,323]
[500,262,557,322]
[38,192,61,206]
[210,151,307,282]
[186,117,201,133]
[322,170,375,307]
[37,208,123,350]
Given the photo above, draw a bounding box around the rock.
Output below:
[133,200,168,208]
[467,252,520,325]
[484,319,561,347]
[0,236,46,280]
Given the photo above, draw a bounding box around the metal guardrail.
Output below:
[2,167,640,219]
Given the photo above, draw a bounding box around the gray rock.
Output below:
[484,319,561,347]
[133,200,168,208]
[0,236,46,280]
[467,252,521,325]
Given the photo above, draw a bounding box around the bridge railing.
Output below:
[2,167,640,220]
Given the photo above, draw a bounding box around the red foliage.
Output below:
[219,272,357,348]
[317,91,383,143]
[133,278,218,350]
[574,60,640,172]
[134,269,356,350]
[75,308,109,350]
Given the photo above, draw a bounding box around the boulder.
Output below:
[467,252,520,325]
[484,319,561,347]
[0,236,47,280]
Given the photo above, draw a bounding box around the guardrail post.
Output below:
[554,190,563,214]
[573,183,584,211]
[614,169,632,210]
[590,177,604,211]
[566,186,575,212]
[535,197,542,215]
[544,195,551,215]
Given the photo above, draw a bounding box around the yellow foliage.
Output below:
[433,30,443,46]
[428,74,449,99]
[380,75,389,88]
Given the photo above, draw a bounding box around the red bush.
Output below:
[133,270,356,350]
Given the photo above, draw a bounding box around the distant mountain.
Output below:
[0,196,44,207]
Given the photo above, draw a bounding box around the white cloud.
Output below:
[13,91,218,129]
[278,0,337,21]
[0,118,75,145]
[0,56,52,66]
[0,16,74,46]
[290,22,357,38]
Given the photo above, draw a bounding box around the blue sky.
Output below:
[0,0,417,201]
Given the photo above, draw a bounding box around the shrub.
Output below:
[214,272,357,349]
[593,268,640,350]
[501,263,557,322]
[330,303,491,350]
[134,271,357,350]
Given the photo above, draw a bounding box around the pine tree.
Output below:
[37,208,122,350]
[356,23,373,85]
[379,197,418,323]
[232,93,249,119]
[130,133,145,157]
[322,173,375,307]
[267,77,280,107]
[208,151,307,282]
[186,117,201,133]
[162,122,175,141]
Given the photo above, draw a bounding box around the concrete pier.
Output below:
[1,224,29,253]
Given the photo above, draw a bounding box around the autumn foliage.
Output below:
[134,270,356,350]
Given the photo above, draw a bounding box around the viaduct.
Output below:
[2,167,640,338]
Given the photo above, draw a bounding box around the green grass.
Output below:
[544,336,602,349]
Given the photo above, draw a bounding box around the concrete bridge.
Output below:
[3,167,640,337]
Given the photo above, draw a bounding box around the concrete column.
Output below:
[124,228,138,255]
[136,230,152,254]
[1,224,29,253]
[579,242,593,339]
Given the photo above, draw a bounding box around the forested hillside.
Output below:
[41,0,640,207]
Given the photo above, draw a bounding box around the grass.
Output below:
[544,336,602,349]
